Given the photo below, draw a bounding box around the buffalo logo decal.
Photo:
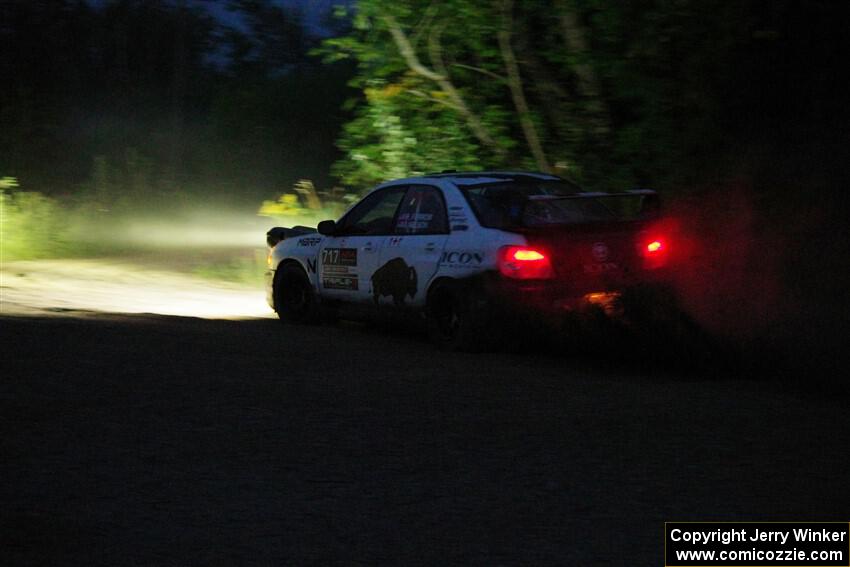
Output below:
[371,257,417,306]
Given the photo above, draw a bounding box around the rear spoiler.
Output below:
[266,225,317,247]
[528,189,657,198]
[526,189,661,219]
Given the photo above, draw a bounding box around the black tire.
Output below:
[426,281,496,352]
[273,263,319,324]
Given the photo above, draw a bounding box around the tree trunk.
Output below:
[517,35,579,147]
[554,0,610,136]
[497,0,551,173]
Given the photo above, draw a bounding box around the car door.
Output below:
[372,185,450,308]
[318,185,407,303]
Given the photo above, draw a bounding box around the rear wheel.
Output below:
[426,281,496,352]
[273,263,319,324]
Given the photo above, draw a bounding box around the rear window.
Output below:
[459,181,658,228]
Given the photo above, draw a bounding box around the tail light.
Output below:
[640,236,668,268]
[498,246,554,279]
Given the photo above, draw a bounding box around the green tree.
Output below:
[324,0,832,193]
[322,0,608,188]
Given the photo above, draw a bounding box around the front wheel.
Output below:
[426,281,496,352]
[273,263,319,324]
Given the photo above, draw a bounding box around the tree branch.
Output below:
[515,23,579,144]
[406,89,462,111]
[410,2,440,51]
[382,14,506,157]
[384,15,443,82]
[451,63,507,84]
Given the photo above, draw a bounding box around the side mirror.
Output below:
[317,220,337,236]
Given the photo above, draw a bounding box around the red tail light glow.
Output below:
[640,236,668,268]
[512,249,546,261]
[498,246,554,279]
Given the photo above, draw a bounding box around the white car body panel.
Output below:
[266,172,605,311]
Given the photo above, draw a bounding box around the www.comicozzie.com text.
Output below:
[669,527,847,546]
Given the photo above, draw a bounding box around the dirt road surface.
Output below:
[2,260,848,565]
[1,259,271,319]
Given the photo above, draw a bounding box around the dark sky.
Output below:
[208,0,339,35]
[87,0,340,35]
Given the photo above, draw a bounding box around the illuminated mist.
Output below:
[1,204,314,319]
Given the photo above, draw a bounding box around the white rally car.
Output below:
[266,171,671,350]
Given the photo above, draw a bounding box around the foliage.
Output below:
[322,2,520,187]
[259,193,311,219]
[0,0,353,204]
[1,0,845,203]
[0,189,69,260]
[258,179,357,225]
[322,0,600,187]
[323,0,846,194]
[0,177,19,189]
[332,80,484,187]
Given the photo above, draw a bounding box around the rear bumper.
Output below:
[481,270,672,319]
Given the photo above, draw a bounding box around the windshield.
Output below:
[459,181,657,228]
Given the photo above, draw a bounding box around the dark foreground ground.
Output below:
[2,313,848,565]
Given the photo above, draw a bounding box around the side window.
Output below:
[336,186,407,236]
[394,185,448,235]
[464,185,524,227]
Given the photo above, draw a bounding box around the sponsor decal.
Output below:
[323,275,358,291]
[591,242,609,262]
[297,237,322,247]
[321,247,357,267]
[323,265,350,274]
[439,250,484,268]
[396,212,434,230]
[448,209,469,229]
[449,211,468,222]
[371,257,417,306]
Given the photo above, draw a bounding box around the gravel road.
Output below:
[1,259,271,319]
[2,308,848,565]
